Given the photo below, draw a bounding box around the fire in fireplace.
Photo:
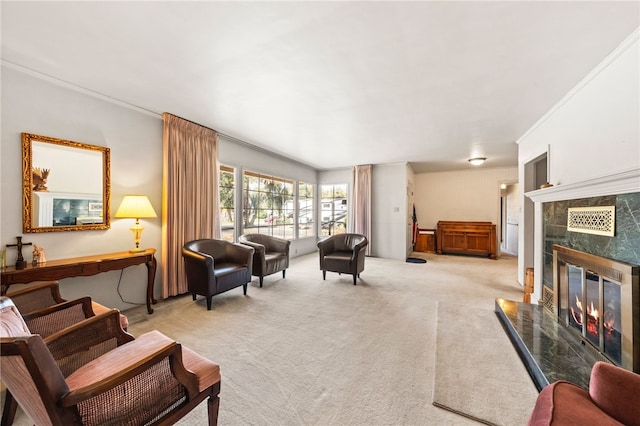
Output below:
[554,245,639,373]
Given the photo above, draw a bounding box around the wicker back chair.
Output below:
[0,297,221,426]
[7,281,129,330]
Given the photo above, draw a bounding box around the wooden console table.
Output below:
[436,221,497,259]
[1,249,158,314]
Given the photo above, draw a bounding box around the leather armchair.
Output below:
[0,297,221,426]
[182,239,254,310]
[317,233,368,285]
[238,234,290,287]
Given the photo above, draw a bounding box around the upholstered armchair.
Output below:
[1,291,135,426]
[528,361,640,425]
[7,280,129,330]
[182,239,254,310]
[238,234,290,287]
[0,297,221,426]
[317,233,368,285]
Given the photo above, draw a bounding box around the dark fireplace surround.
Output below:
[553,245,639,373]
[496,176,640,390]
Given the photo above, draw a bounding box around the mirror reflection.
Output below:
[22,133,110,233]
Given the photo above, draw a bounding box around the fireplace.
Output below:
[553,245,639,373]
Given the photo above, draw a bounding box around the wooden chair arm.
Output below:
[61,330,199,407]
[22,297,95,338]
[22,296,95,320]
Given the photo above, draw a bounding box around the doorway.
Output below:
[500,182,519,255]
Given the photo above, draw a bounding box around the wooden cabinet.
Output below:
[436,221,497,259]
[415,228,436,253]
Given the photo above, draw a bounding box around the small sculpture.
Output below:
[33,168,50,192]
[6,236,32,269]
[32,244,46,264]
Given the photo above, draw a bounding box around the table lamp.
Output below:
[115,195,157,252]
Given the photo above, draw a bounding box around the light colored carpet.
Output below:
[432,302,538,425]
[5,252,539,425]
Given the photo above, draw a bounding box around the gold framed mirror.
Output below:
[22,133,111,233]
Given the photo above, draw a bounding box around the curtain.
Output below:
[162,113,220,297]
[349,164,372,256]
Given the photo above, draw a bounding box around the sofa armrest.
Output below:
[589,361,640,426]
[240,239,265,257]
[267,236,290,255]
[62,330,199,406]
[317,238,335,255]
[226,243,254,268]
[352,240,368,259]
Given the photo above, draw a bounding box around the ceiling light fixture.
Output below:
[468,157,486,166]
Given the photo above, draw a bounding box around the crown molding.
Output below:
[525,167,640,203]
[517,28,640,145]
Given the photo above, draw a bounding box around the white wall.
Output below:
[371,163,408,260]
[413,167,518,250]
[318,164,410,260]
[1,65,163,312]
[1,66,320,311]
[517,30,640,297]
[518,31,639,186]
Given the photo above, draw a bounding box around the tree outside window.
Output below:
[297,182,315,238]
[219,165,235,242]
[243,171,294,239]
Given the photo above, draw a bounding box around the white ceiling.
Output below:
[2,1,638,172]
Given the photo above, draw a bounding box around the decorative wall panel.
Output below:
[567,206,615,236]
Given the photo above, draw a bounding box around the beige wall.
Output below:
[413,167,518,230]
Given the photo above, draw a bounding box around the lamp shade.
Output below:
[115,195,157,219]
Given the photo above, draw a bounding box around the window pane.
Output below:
[243,170,294,240]
[298,181,315,238]
[320,184,348,236]
[219,165,235,242]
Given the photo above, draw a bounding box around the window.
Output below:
[219,165,235,242]
[297,182,315,238]
[242,171,294,239]
[320,184,348,236]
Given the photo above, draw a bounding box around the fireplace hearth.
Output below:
[496,246,639,391]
